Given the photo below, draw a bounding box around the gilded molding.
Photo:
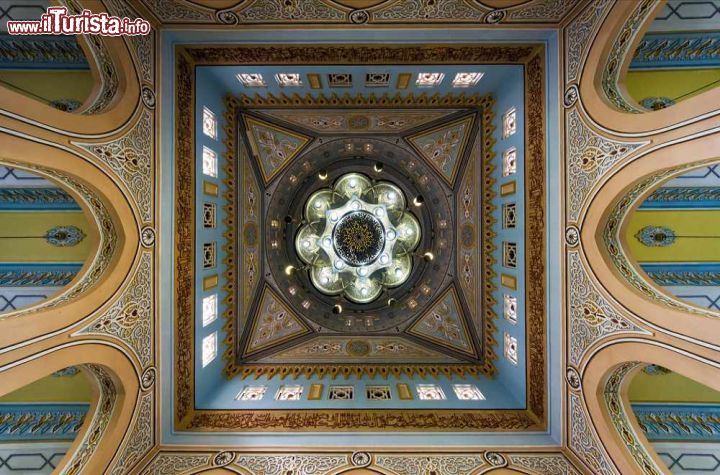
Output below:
[174,51,195,424]
[76,251,154,368]
[567,251,649,368]
[140,453,212,475]
[566,107,648,223]
[525,51,548,421]
[104,0,155,84]
[185,45,538,65]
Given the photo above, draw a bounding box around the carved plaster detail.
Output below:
[508,453,582,475]
[569,392,619,475]
[236,0,346,22]
[374,454,486,474]
[140,453,211,475]
[568,251,648,367]
[108,390,153,475]
[234,454,348,474]
[506,0,576,22]
[77,252,153,368]
[371,0,485,22]
[566,108,648,222]
[74,109,154,223]
[104,0,154,84]
[565,0,612,84]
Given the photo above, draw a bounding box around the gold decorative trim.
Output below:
[397,73,411,89]
[307,73,322,89]
[500,181,517,196]
[501,274,518,290]
[308,384,324,400]
[397,383,413,400]
[174,44,547,431]
[203,181,218,196]
[202,275,218,291]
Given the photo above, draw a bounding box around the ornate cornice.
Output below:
[174,43,547,431]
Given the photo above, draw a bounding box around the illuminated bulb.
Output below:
[349,178,358,188]
[387,191,396,200]
[330,212,339,222]
[404,228,413,237]
[303,240,311,248]
[334,259,345,270]
[284,265,295,275]
[321,276,330,285]
[394,267,402,277]
[358,267,368,277]
[374,207,385,217]
[380,254,389,264]
[386,229,396,240]
[313,200,323,209]
[323,237,332,247]
[351,200,361,210]
[360,287,368,296]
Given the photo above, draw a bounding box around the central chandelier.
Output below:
[295,172,421,303]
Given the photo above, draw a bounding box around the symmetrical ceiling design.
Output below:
[235,106,487,370]
[406,285,477,358]
[5,0,720,473]
[407,115,475,185]
[243,116,311,184]
[175,44,547,433]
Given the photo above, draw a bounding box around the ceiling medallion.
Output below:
[295,172,420,304]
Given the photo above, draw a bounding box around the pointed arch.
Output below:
[577,1,720,135]
[582,340,720,475]
[0,131,137,349]
[582,131,720,347]
[0,342,139,475]
[0,2,142,136]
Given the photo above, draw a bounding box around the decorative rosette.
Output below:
[295,172,420,303]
